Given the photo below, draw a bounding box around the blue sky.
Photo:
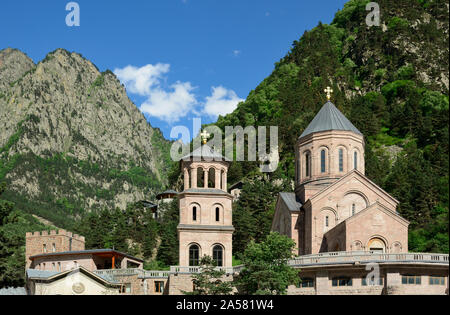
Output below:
[0,0,347,140]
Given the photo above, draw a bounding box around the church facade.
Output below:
[272,99,409,256]
[24,91,448,295]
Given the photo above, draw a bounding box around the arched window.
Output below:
[215,207,220,222]
[339,149,344,172]
[354,151,358,170]
[193,206,197,221]
[212,245,223,267]
[189,245,200,266]
[197,167,204,188]
[221,170,225,190]
[208,168,215,188]
[325,216,329,228]
[305,152,311,177]
[321,150,326,173]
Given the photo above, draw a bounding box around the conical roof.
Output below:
[181,144,226,161]
[299,101,362,139]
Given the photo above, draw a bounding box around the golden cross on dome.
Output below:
[324,86,333,100]
[200,130,210,145]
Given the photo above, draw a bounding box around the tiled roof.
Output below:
[26,269,59,279]
[300,101,362,139]
[29,249,144,262]
[181,144,226,161]
[279,192,303,212]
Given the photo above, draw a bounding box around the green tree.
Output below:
[233,177,291,256]
[156,199,180,267]
[184,256,234,295]
[0,182,46,287]
[234,232,299,295]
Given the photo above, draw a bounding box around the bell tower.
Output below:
[177,132,234,268]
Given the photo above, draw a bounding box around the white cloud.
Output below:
[114,64,170,96]
[203,86,244,118]
[114,64,197,123]
[114,64,244,123]
[232,50,241,57]
[140,82,197,123]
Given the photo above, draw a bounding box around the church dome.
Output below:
[299,101,362,139]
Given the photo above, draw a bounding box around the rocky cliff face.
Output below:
[0,48,172,228]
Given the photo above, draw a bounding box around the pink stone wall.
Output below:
[25,230,85,269]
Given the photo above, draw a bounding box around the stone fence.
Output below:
[95,251,449,280]
[288,251,449,267]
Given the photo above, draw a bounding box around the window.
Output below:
[321,150,326,173]
[332,277,352,287]
[352,204,356,216]
[402,275,421,285]
[58,262,61,272]
[74,261,78,268]
[325,216,329,228]
[213,245,224,267]
[429,276,445,285]
[121,283,131,294]
[52,243,56,253]
[52,263,55,270]
[208,168,215,188]
[197,167,204,188]
[43,244,47,253]
[193,206,197,221]
[305,153,310,177]
[354,151,358,170]
[155,281,164,293]
[189,245,200,266]
[215,207,220,222]
[362,277,383,286]
[339,149,344,172]
[297,278,314,288]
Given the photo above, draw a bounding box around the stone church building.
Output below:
[271,99,409,255]
[24,91,448,295]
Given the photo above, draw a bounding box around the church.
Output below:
[271,88,409,255]
[24,88,448,295]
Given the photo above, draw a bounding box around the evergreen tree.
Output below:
[185,256,233,295]
[234,232,299,295]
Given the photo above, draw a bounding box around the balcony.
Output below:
[95,251,448,280]
[288,251,449,268]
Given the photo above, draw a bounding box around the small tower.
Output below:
[177,132,234,268]
[295,88,365,203]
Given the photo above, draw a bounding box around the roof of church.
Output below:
[29,249,144,262]
[279,192,303,212]
[299,101,362,139]
[26,269,59,279]
[27,267,121,284]
[181,144,226,161]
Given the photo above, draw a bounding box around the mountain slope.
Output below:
[0,48,172,228]
[208,0,448,253]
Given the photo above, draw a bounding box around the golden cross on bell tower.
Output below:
[324,86,333,101]
[200,130,210,145]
